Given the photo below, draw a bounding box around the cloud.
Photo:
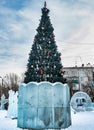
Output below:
[0,0,94,76]
[58,41,94,67]
[68,16,94,43]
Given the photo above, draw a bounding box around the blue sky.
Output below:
[0,0,94,76]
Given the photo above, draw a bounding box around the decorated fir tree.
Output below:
[24,2,66,83]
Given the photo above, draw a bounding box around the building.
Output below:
[63,65,94,91]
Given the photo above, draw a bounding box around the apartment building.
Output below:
[63,65,94,91]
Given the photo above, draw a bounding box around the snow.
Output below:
[0,109,94,130]
[0,110,20,130]
[66,111,94,130]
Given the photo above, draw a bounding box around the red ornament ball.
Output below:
[40,69,44,75]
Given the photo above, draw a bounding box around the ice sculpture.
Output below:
[0,94,8,110]
[7,90,18,118]
[71,92,92,111]
[18,82,71,129]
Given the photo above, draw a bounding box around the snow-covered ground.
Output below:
[0,110,94,130]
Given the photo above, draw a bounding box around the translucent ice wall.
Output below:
[17,82,71,129]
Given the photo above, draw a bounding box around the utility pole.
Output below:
[78,68,81,91]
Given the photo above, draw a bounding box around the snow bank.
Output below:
[0,109,94,130]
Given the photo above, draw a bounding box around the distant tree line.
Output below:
[0,73,24,99]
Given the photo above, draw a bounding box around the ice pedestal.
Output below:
[17,82,71,129]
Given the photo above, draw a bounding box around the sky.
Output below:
[0,0,94,76]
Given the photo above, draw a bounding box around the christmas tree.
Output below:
[24,2,66,83]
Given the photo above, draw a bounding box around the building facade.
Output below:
[63,66,94,91]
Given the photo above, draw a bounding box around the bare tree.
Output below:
[5,73,21,92]
[82,84,94,102]
[82,69,94,102]
[20,73,25,83]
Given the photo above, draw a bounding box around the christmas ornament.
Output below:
[40,69,44,75]
[28,66,31,70]
[47,74,49,77]
[34,37,36,41]
[42,27,44,30]
[54,65,56,68]
[58,57,61,60]
[61,67,64,71]
[47,51,51,56]
[43,37,45,40]
[51,34,55,38]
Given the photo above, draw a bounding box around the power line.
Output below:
[62,55,94,59]
[57,40,94,45]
